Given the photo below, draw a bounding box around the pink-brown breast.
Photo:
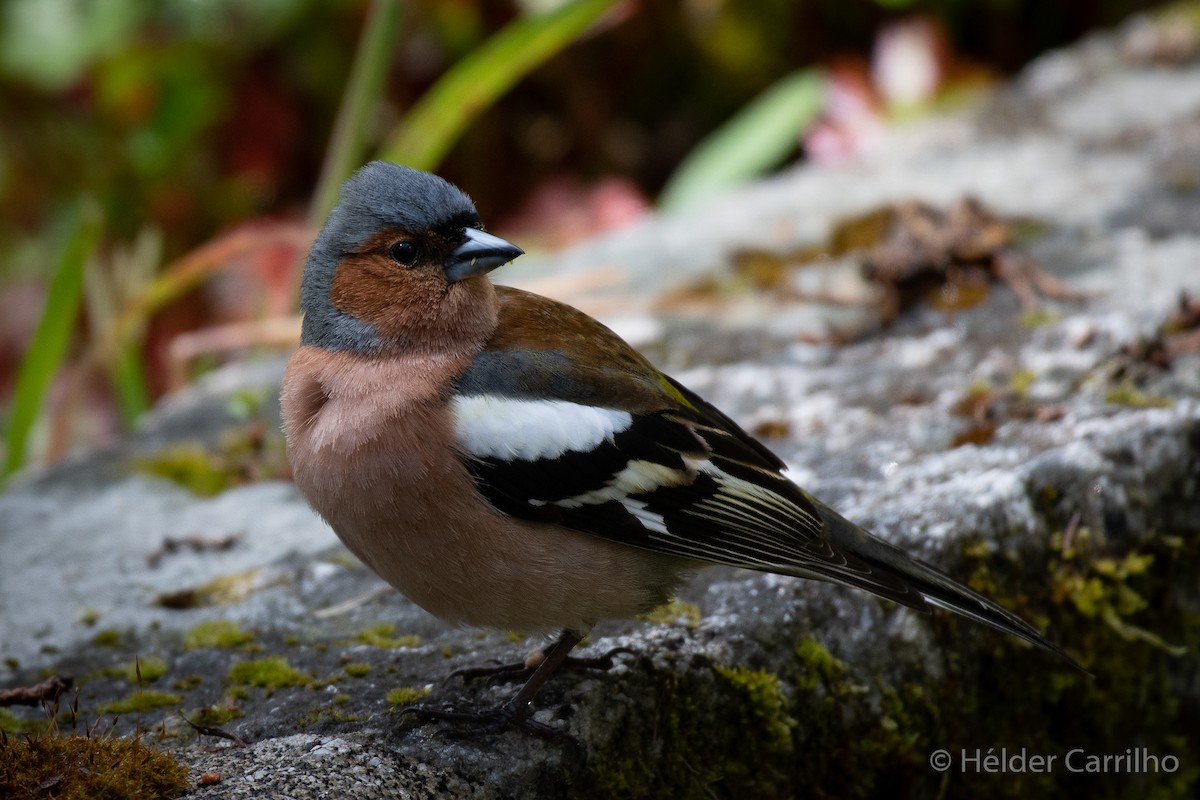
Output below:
[280,345,690,631]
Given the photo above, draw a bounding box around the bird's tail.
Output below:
[813,498,1088,674]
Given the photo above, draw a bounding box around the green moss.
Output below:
[91,629,121,648]
[586,665,797,798]
[0,708,44,735]
[76,606,101,627]
[194,701,243,726]
[356,624,421,649]
[639,599,702,628]
[109,656,167,684]
[171,675,203,691]
[1052,547,1187,656]
[1018,309,1061,328]
[793,636,846,691]
[132,423,288,498]
[1105,386,1174,409]
[227,657,308,689]
[134,443,232,496]
[308,673,343,690]
[160,569,263,609]
[183,619,255,650]
[298,702,362,727]
[98,689,182,714]
[0,728,188,799]
[1009,367,1038,399]
[714,665,795,754]
[343,662,371,678]
[934,527,1200,798]
[386,686,431,707]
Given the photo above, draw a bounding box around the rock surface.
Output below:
[2,11,1198,799]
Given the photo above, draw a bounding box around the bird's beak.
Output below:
[443,228,524,282]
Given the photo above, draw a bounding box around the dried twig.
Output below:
[0,674,74,707]
[312,585,395,619]
[180,713,250,748]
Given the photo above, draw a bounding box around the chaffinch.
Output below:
[281,161,1078,727]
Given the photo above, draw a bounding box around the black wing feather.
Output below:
[464,407,930,611]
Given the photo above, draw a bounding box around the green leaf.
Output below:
[378,0,618,171]
[659,69,825,211]
[3,200,103,482]
[110,342,149,425]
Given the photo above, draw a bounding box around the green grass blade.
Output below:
[111,341,149,426]
[3,200,104,482]
[659,69,825,211]
[309,0,405,226]
[378,0,617,171]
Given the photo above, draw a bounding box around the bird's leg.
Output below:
[402,628,588,733]
[448,632,636,687]
[492,628,583,719]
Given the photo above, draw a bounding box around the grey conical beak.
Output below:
[443,228,524,282]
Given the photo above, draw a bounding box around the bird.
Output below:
[281,161,1080,728]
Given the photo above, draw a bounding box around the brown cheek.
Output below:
[329,254,444,330]
[330,255,389,322]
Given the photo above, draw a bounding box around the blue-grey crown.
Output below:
[299,162,479,351]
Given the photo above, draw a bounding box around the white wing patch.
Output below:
[453,395,633,462]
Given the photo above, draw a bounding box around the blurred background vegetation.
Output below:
[0,0,1175,480]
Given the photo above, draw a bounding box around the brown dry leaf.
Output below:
[849,196,1085,321]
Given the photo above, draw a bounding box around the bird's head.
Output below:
[300,161,523,355]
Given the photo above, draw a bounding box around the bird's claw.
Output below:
[448,645,639,687]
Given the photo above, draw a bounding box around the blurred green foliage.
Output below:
[2,200,101,479]
[0,0,1165,272]
[660,69,825,211]
[1,0,337,272]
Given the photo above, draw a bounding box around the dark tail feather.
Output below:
[815,500,1090,675]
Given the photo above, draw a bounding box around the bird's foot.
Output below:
[400,629,598,741]
[399,698,564,739]
[448,645,637,687]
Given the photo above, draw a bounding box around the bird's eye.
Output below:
[388,241,416,265]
